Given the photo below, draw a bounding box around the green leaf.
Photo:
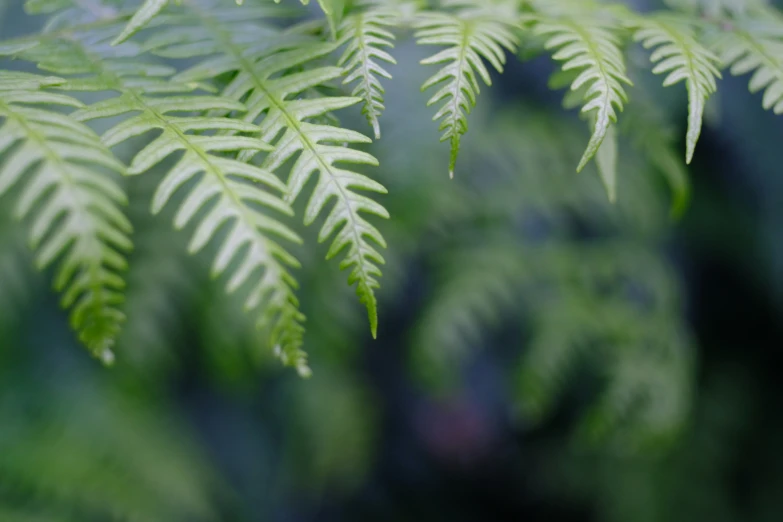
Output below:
[318,0,345,39]
[416,8,518,177]
[148,5,389,342]
[337,7,399,139]
[535,15,632,172]
[113,0,171,45]
[711,17,783,115]
[634,15,721,163]
[595,121,617,202]
[0,71,130,360]
[14,24,308,371]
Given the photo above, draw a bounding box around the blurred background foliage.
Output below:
[2,0,783,521]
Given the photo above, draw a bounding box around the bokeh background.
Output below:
[2,0,783,521]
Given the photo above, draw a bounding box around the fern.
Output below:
[147,1,389,338]
[1,0,783,374]
[415,1,518,178]
[533,11,632,173]
[337,5,398,139]
[633,15,721,163]
[0,71,130,361]
[711,16,783,115]
[12,19,308,372]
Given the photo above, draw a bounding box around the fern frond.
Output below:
[415,5,518,178]
[149,5,389,338]
[534,15,632,172]
[633,15,721,163]
[711,18,783,115]
[0,71,130,361]
[337,6,398,139]
[10,23,309,372]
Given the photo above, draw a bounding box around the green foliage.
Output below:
[532,10,632,174]
[0,358,218,522]
[709,15,783,114]
[0,71,130,361]
[1,0,783,375]
[409,109,693,448]
[415,0,518,177]
[632,15,721,163]
[337,4,398,138]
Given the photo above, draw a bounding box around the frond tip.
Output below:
[113,0,172,45]
[535,16,632,172]
[634,16,721,163]
[416,10,517,178]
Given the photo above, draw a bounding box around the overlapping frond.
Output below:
[633,16,721,163]
[415,4,518,178]
[710,18,783,115]
[533,15,632,172]
[0,71,130,360]
[147,3,389,337]
[337,6,398,139]
[8,22,309,371]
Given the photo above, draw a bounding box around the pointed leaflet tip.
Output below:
[686,93,703,165]
[112,0,169,46]
[449,135,460,179]
[371,119,381,141]
[369,304,378,339]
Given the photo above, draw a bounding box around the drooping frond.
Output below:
[337,6,398,139]
[710,17,783,115]
[533,14,632,172]
[0,71,130,361]
[8,22,309,372]
[415,2,518,178]
[633,15,721,163]
[147,2,389,338]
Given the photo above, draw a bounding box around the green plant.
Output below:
[0,0,780,373]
